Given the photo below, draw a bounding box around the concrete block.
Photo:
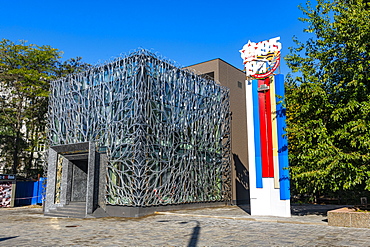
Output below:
[328,207,370,228]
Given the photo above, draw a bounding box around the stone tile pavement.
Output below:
[1,204,369,246]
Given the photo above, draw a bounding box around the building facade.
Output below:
[186,59,249,204]
[44,51,232,217]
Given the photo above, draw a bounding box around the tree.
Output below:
[0,39,89,178]
[285,0,370,202]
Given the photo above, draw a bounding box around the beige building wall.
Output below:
[186,59,249,204]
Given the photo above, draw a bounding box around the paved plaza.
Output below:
[1,205,370,246]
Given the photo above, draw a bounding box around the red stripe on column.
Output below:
[258,78,274,177]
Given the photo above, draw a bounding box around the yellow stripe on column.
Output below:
[269,76,280,189]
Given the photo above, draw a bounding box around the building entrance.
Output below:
[70,160,88,202]
[44,142,106,217]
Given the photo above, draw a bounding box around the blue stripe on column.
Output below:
[275,74,290,200]
[252,79,263,188]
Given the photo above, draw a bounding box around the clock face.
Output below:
[240,37,282,79]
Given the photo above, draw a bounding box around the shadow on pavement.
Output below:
[236,204,251,214]
[291,204,350,216]
[0,236,19,242]
[157,219,201,246]
[187,221,201,247]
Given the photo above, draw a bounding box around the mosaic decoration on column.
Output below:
[54,154,63,204]
[48,50,231,207]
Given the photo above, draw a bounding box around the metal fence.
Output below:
[15,178,46,206]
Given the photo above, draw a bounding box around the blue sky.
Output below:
[1,0,309,74]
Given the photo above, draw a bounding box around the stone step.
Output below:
[66,202,86,207]
[60,202,86,209]
[55,207,85,214]
[46,211,86,218]
[46,202,87,218]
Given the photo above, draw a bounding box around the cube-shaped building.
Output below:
[44,50,231,217]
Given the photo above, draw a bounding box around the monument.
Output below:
[240,37,291,217]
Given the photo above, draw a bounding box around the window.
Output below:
[237,81,242,88]
[200,72,215,80]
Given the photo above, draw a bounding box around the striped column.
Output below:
[246,74,290,217]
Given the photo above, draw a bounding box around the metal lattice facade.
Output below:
[48,50,231,207]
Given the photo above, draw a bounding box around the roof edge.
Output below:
[185,58,245,74]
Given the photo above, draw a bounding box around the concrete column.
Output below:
[86,142,96,214]
[44,148,58,213]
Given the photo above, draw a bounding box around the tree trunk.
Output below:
[12,130,21,175]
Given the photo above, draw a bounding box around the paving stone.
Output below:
[1,206,370,246]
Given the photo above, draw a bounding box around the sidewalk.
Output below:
[1,204,369,246]
[155,204,349,226]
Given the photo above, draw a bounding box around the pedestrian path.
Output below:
[155,204,348,226]
[0,204,369,246]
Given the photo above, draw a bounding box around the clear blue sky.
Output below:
[1,0,309,75]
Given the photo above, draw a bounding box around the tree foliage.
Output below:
[285,0,370,200]
[0,39,89,178]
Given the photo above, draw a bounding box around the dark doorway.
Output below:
[71,160,88,202]
[45,142,101,216]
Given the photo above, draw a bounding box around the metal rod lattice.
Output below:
[48,50,231,206]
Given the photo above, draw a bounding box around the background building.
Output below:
[186,59,249,205]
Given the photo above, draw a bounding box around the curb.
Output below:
[154,211,328,226]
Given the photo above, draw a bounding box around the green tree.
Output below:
[285,0,370,202]
[0,39,89,178]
